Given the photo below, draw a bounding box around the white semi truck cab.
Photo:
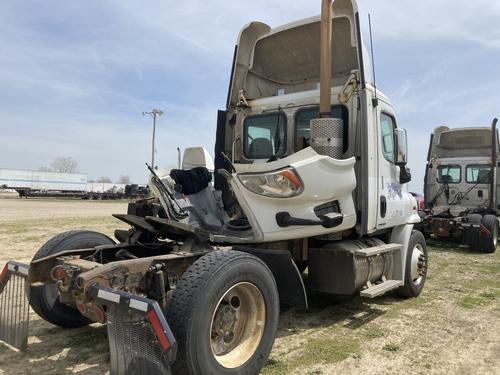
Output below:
[216,0,419,240]
[422,119,499,253]
[0,1,429,374]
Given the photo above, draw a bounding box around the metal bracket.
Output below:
[0,261,30,351]
[90,284,177,375]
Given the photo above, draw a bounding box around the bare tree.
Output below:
[50,157,79,173]
[118,175,131,184]
[38,166,52,172]
[97,176,112,183]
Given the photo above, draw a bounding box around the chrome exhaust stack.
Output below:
[319,0,333,117]
[490,118,498,211]
[310,0,344,159]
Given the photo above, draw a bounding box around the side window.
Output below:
[243,113,287,159]
[294,105,349,152]
[380,113,396,163]
[437,165,461,183]
[466,165,492,184]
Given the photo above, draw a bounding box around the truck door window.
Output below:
[380,113,396,163]
[294,105,348,152]
[437,165,461,183]
[243,113,287,159]
[466,165,492,184]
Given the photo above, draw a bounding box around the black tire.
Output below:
[465,214,483,252]
[398,230,428,298]
[29,230,115,328]
[480,215,498,253]
[166,250,279,375]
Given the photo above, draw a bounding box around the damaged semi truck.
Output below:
[421,119,499,253]
[0,1,427,374]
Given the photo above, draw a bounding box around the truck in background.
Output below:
[420,119,499,253]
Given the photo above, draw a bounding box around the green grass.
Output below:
[263,359,289,375]
[457,291,498,309]
[263,336,360,375]
[0,216,123,234]
[302,337,360,365]
[458,296,487,309]
[362,324,385,339]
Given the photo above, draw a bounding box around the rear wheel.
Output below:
[166,250,279,375]
[29,230,114,328]
[398,230,428,298]
[480,215,498,253]
[465,214,483,251]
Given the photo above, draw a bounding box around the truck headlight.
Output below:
[238,167,303,198]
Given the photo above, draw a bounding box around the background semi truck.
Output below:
[420,119,499,253]
[0,1,428,374]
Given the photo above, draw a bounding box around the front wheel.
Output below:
[398,230,428,298]
[166,250,279,375]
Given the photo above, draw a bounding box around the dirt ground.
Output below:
[0,198,499,375]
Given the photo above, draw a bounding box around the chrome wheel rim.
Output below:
[210,282,266,369]
[410,244,427,285]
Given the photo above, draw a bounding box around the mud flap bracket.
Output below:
[90,285,177,375]
[0,261,30,351]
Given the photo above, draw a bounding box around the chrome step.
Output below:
[360,279,403,298]
[354,243,401,257]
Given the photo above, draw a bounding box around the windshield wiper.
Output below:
[268,107,282,162]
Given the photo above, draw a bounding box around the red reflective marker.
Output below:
[147,310,171,351]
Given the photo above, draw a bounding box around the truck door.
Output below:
[465,164,493,207]
[375,102,412,229]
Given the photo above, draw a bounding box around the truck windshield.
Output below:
[437,165,461,183]
[466,165,492,184]
[244,113,287,159]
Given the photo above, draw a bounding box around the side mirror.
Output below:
[395,128,408,165]
[395,128,411,184]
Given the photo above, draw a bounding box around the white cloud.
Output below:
[359,0,500,48]
[1,0,500,191]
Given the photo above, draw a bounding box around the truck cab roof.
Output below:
[430,126,500,159]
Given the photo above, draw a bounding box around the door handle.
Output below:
[276,212,344,229]
[380,196,387,218]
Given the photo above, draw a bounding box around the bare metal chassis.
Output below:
[29,213,307,325]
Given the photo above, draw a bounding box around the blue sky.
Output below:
[1,1,499,192]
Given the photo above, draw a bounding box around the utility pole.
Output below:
[142,109,164,169]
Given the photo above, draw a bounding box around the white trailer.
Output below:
[0,169,87,193]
